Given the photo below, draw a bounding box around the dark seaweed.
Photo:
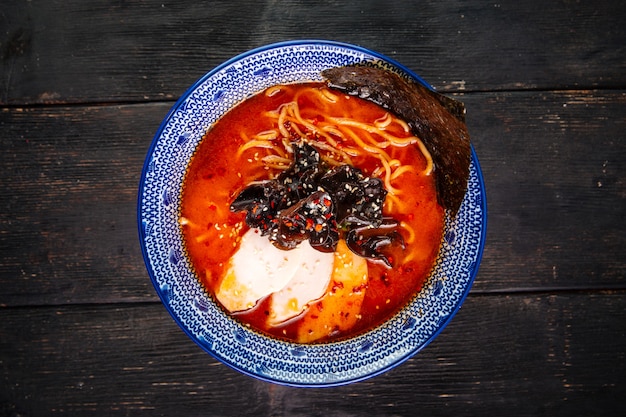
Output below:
[322,65,471,215]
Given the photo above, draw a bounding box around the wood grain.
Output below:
[2,91,625,306]
[1,0,625,414]
[0,103,171,306]
[1,294,624,416]
[464,90,626,292]
[2,0,626,105]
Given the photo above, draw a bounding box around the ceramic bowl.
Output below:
[138,40,486,387]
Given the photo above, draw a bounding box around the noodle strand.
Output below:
[238,85,432,202]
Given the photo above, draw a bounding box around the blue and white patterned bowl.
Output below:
[138,40,486,387]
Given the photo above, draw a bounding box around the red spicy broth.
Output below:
[180,82,444,343]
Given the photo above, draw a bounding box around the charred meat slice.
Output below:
[322,65,471,215]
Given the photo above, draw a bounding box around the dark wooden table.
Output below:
[2,1,625,415]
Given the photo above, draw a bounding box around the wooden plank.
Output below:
[2,0,626,105]
[1,293,624,416]
[464,90,626,292]
[2,90,625,306]
[0,103,171,306]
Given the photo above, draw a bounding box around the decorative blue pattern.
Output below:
[137,40,487,387]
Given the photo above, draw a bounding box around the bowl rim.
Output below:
[137,39,487,387]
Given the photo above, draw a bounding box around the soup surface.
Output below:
[180,82,444,343]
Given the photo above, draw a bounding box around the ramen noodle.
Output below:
[180,82,444,343]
